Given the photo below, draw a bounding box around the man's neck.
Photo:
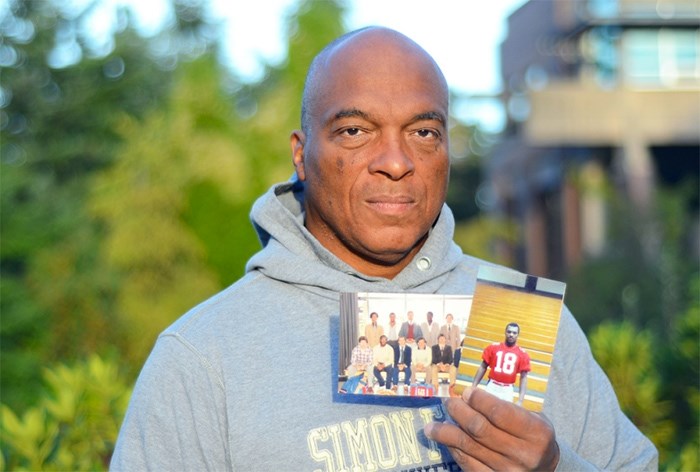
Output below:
[303,215,429,279]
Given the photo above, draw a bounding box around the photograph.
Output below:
[454,266,566,412]
[338,292,472,398]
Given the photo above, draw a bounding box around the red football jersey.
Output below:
[483,342,531,384]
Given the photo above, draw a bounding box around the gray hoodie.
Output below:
[111,180,657,471]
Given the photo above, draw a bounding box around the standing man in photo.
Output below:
[364,311,384,347]
[421,311,441,347]
[385,312,400,350]
[399,310,423,349]
[472,322,531,406]
[439,313,461,352]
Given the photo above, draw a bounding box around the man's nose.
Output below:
[367,133,415,180]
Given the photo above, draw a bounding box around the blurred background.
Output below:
[1,0,698,469]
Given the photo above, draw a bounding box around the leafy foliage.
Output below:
[590,321,674,453]
[655,275,700,469]
[0,355,132,471]
[566,180,698,337]
[0,0,174,410]
[88,55,245,365]
[568,173,699,468]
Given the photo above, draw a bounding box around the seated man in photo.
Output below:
[431,334,453,390]
[346,335,372,377]
[372,335,395,390]
[411,336,432,384]
[449,337,464,395]
[391,336,412,391]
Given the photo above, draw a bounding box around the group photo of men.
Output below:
[338,292,472,397]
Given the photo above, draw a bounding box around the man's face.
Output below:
[292,33,449,276]
[407,311,414,322]
[389,313,396,324]
[418,338,426,349]
[438,336,446,347]
[380,336,387,346]
[505,326,519,346]
[398,337,406,347]
[446,314,453,324]
[427,312,433,323]
[370,313,378,324]
[359,339,368,348]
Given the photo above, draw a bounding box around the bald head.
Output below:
[301,27,448,137]
[289,26,451,279]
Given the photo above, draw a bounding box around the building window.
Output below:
[622,28,700,87]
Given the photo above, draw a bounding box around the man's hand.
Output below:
[424,387,559,471]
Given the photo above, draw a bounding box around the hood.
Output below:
[245,178,465,296]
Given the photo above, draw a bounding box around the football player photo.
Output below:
[454,265,566,412]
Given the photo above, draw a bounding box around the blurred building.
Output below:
[487,0,700,278]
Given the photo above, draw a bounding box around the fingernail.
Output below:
[424,422,434,438]
[463,386,474,402]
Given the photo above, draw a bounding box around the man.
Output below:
[372,335,394,390]
[346,335,373,377]
[439,313,461,352]
[472,322,531,406]
[420,311,440,347]
[112,27,657,471]
[364,311,383,347]
[449,336,464,394]
[391,336,412,391]
[385,311,399,349]
[411,336,432,384]
[398,310,423,348]
[431,333,453,390]
[340,336,373,394]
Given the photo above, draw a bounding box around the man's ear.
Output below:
[290,130,307,181]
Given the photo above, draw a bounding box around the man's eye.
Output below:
[416,128,438,138]
[342,128,361,136]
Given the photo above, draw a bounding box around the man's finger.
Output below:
[442,395,523,460]
[463,386,541,439]
[424,420,507,468]
[462,387,560,469]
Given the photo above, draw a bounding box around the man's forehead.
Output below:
[313,31,447,110]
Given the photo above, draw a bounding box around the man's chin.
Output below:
[357,234,430,265]
[359,247,418,267]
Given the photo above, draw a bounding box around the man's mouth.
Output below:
[365,195,416,216]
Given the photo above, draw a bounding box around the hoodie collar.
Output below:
[246,180,464,293]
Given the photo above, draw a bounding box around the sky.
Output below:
[112,0,529,130]
[2,0,529,130]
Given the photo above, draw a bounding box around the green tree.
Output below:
[566,181,698,338]
[88,0,347,366]
[0,0,174,410]
[184,0,347,286]
[89,55,245,365]
[656,274,700,469]
[589,322,674,457]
